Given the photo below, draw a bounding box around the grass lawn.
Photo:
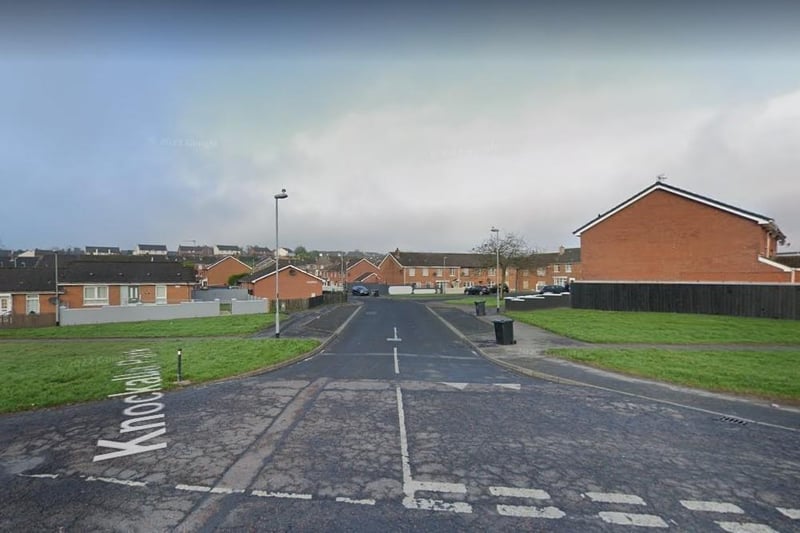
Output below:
[506,308,800,344]
[0,338,319,413]
[548,347,800,402]
[0,314,280,339]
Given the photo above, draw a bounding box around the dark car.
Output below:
[488,283,509,294]
[538,285,568,294]
[351,285,370,296]
[464,285,489,295]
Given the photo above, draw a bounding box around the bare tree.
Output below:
[473,231,530,289]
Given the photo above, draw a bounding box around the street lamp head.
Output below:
[275,189,288,200]
[491,226,499,233]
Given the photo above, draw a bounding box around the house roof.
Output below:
[385,251,492,268]
[530,247,582,267]
[59,261,196,284]
[215,244,241,251]
[86,246,121,254]
[573,181,787,242]
[206,255,252,271]
[346,258,379,272]
[137,244,168,251]
[0,268,58,293]
[774,253,800,269]
[244,264,325,284]
[354,271,380,282]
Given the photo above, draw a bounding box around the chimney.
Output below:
[558,245,565,255]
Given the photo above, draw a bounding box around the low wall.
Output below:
[192,288,251,303]
[504,294,572,311]
[60,301,221,326]
[231,299,268,315]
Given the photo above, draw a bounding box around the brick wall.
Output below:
[205,257,252,287]
[581,189,789,282]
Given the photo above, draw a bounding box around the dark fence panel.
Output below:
[269,292,348,313]
[571,282,799,320]
[0,313,57,329]
[505,295,572,311]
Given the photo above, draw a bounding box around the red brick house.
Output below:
[200,256,252,288]
[573,181,795,283]
[346,258,381,284]
[242,265,324,300]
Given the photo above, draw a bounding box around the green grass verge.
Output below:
[547,347,800,401]
[0,314,280,339]
[506,308,800,344]
[0,338,319,413]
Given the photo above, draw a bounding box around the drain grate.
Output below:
[717,416,748,425]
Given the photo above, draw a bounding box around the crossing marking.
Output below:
[716,522,778,533]
[598,512,668,528]
[489,486,550,500]
[403,496,472,513]
[407,480,467,494]
[680,500,744,514]
[497,504,565,519]
[586,492,646,505]
[251,490,312,500]
[777,507,800,519]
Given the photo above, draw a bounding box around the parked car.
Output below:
[538,285,568,294]
[488,283,509,294]
[351,285,370,296]
[464,285,489,295]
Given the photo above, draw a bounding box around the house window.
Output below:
[522,269,530,276]
[156,285,167,304]
[449,268,457,277]
[537,268,546,276]
[408,268,416,277]
[422,268,429,277]
[0,294,11,315]
[565,263,572,273]
[554,276,568,286]
[128,286,140,303]
[489,267,496,276]
[461,268,469,276]
[436,268,443,277]
[553,264,560,272]
[83,285,109,306]
[26,294,40,314]
[523,280,529,289]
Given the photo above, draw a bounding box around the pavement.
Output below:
[259,299,800,430]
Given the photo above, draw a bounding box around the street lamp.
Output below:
[274,189,288,338]
[491,226,500,314]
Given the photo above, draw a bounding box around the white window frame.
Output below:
[554,276,568,286]
[155,285,167,304]
[128,286,140,304]
[83,285,109,306]
[422,267,429,277]
[461,268,469,276]
[565,263,572,273]
[449,267,457,277]
[436,268,443,277]
[0,293,11,316]
[26,294,40,314]
[537,267,546,276]
[553,264,560,273]
[407,268,416,277]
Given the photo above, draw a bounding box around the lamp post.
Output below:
[274,189,288,338]
[491,226,500,314]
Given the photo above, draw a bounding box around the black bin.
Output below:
[474,301,486,316]
[492,318,515,345]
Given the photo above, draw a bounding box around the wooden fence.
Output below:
[571,282,800,320]
[0,313,57,329]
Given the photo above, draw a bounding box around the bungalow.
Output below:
[0,268,58,320]
[213,244,241,256]
[134,244,168,256]
[85,246,121,256]
[573,181,794,283]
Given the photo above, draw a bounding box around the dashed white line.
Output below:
[18,473,59,479]
[393,346,399,375]
[86,476,147,487]
[440,382,469,390]
[335,497,376,506]
[210,487,245,495]
[494,383,521,390]
[403,497,472,514]
[598,512,668,528]
[777,507,800,519]
[680,500,744,514]
[586,492,646,505]
[716,522,778,533]
[251,490,313,500]
[497,505,565,519]
[176,484,211,493]
[489,486,550,500]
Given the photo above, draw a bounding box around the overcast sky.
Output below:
[3,0,799,255]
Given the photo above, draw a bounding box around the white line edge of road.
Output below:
[426,305,800,434]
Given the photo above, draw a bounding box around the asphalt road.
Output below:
[1,298,798,532]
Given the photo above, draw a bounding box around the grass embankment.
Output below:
[0,338,319,413]
[0,314,278,339]
[504,308,800,402]
[0,313,318,413]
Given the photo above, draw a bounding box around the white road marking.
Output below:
[396,386,414,493]
[394,346,399,375]
[18,473,59,479]
[777,507,800,519]
[176,484,211,493]
[586,492,646,505]
[335,497,376,506]
[210,487,245,494]
[494,383,521,390]
[680,500,744,514]
[440,382,469,390]
[403,497,472,514]
[387,327,402,342]
[251,490,313,500]
[490,486,550,500]
[598,512,668,528]
[497,504,565,519]
[408,480,467,494]
[716,522,778,533]
[86,476,147,487]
